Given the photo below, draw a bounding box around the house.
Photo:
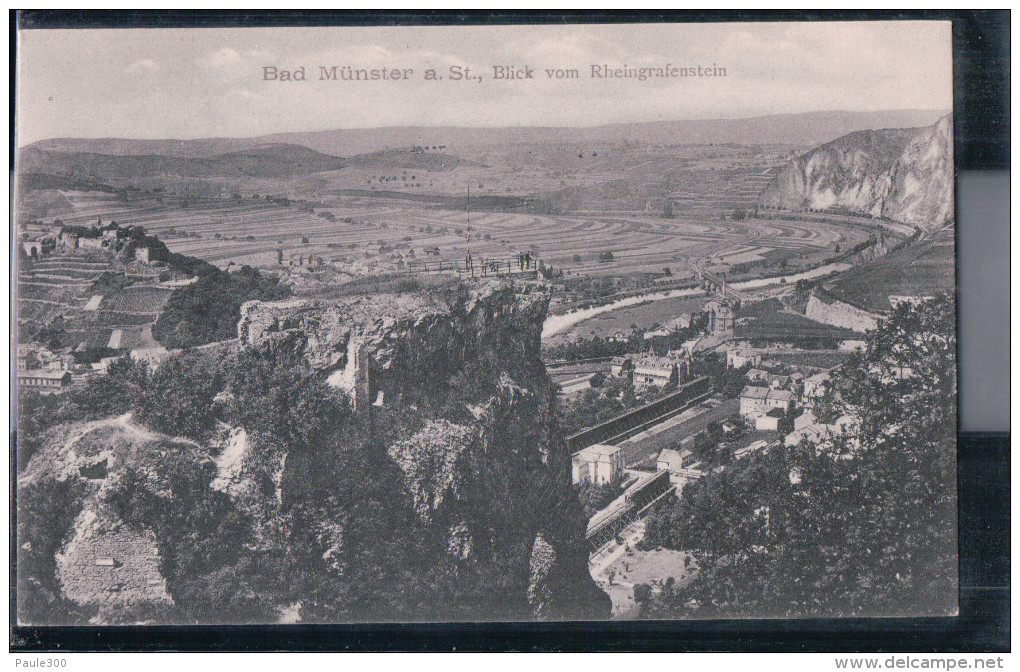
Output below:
[18,369,72,393]
[572,443,625,485]
[130,347,170,368]
[803,372,830,399]
[764,389,795,413]
[727,349,762,369]
[768,374,791,390]
[610,356,634,377]
[739,385,771,417]
[91,356,121,374]
[631,354,681,389]
[647,315,693,340]
[755,409,784,431]
[16,345,40,371]
[705,299,735,333]
[739,385,795,419]
[746,368,770,383]
[784,412,859,447]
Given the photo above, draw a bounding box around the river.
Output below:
[541,261,852,340]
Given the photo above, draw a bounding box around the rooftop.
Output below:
[741,385,770,400]
[575,443,622,461]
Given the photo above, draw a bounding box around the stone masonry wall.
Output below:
[57,526,172,608]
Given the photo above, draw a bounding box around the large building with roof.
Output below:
[571,443,625,486]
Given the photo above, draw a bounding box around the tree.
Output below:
[136,352,222,438]
[639,294,957,618]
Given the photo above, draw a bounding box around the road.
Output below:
[618,397,740,468]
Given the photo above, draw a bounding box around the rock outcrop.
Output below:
[19,279,610,623]
[239,279,610,620]
[760,114,953,230]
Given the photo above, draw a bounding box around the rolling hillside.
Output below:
[19,144,351,181]
[23,109,949,158]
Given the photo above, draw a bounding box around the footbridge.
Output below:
[585,469,675,554]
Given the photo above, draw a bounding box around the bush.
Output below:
[153,266,290,349]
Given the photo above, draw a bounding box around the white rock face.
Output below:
[760,114,953,230]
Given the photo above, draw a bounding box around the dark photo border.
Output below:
[10,9,1009,653]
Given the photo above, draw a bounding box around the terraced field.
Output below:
[16,252,167,352]
[32,194,873,283]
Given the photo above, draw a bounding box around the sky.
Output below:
[16,22,953,144]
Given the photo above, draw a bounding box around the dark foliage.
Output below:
[638,294,957,618]
[153,265,290,349]
[17,479,95,624]
[135,352,223,438]
[576,481,624,518]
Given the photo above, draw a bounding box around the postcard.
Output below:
[14,20,956,625]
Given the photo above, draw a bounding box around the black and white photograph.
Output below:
[13,18,962,628]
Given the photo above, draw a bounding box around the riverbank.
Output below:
[542,261,852,341]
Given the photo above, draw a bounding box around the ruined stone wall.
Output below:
[56,525,171,609]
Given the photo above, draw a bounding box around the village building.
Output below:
[803,371,830,399]
[17,369,72,393]
[768,374,792,390]
[727,349,762,369]
[631,354,682,389]
[610,356,634,377]
[739,385,795,419]
[784,412,859,448]
[755,408,785,431]
[130,346,170,368]
[571,443,625,486]
[734,439,770,460]
[746,367,770,383]
[704,299,735,333]
[656,447,704,492]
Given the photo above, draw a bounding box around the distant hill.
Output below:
[18,143,351,181]
[22,109,950,157]
[16,172,119,194]
[18,143,468,188]
[759,114,953,230]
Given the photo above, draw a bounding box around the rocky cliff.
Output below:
[18,279,610,624]
[759,114,953,230]
[238,279,609,620]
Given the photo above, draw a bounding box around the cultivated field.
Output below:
[16,251,169,352]
[37,192,874,285]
